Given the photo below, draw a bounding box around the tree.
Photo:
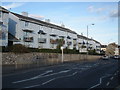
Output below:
[56,39,65,49]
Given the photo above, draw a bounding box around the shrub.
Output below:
[88,49,98,55]
[8,44,30,53]
[28,47,79,54]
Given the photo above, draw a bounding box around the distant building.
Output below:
[114,47,119,55]
[101,45,107,52]
[106,43,117,56]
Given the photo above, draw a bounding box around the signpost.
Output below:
[61,46,64,63]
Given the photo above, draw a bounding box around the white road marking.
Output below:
[24,84,41,88]
[23,72,77,88]
[3,63,69,77]
[88,83,100,89]
[88,74,112,90]
[106,82,110,86]
[12,70,70,84]
[40,70,71,78]
[114,73,117,75]
[12,70,53,84]
[110,77,114,80]
[42,78,55,85]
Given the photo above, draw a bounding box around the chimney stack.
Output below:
[45,19,50,23]
[21,12,28,17]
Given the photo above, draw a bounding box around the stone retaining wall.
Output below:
[2,53,101,65]
[2,53,101,74]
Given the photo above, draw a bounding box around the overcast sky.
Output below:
[1,2,118,45]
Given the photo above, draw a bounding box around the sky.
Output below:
[1,2,118,45]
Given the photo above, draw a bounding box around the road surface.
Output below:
[2,58,120,89]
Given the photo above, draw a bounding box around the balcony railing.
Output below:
[50,39,65,44]
[50,39,57,44]
[67,41,72,45]
[23,36,33,42]
[38,38,46,43]
[23,29,33,33]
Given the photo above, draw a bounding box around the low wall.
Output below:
[2,53,101,74]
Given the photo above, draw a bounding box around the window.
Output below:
[0,31,6,40]
[25,21,29,26]
[0,11,1,18]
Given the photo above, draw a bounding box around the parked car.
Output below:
[101,55,109,60]
[114,55,120,60]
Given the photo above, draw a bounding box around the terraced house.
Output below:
[1,6,101,53]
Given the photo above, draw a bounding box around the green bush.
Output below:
[88,49,98,55]
[63,47,79,54]
[8,44,30,53]
[28,47,79,54]
[28,48,61,53]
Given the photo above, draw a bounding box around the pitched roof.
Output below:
[92,39,101,44]
[0,6,9,13]
[12,12,77,34]
[77,34,87,40]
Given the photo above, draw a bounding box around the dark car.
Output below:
[114,55,120,60]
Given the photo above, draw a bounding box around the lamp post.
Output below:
[86,24,94,59]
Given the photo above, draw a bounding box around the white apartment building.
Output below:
[77,35,87,53]
[1,6,101,53]
[0,6,9,46]
[8,12,78,49]
[77,34,101,53]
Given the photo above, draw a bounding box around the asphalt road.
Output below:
[2,58,120,89]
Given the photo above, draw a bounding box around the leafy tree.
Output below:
[56,39,65,49]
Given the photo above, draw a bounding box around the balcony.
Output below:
[67,41,72,45]
[50,34,57,37]
[59,36,65,39]
[67,36,71,39]
[38,38,46,43]
[38,30,46,35]
[50,39,57,44]
[23,29,33,33]
[23,36,33,42]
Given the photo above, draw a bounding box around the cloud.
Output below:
[87,5,106,13]
[88,5,118,18]
[87,6,94,13]
[2,2,25,9]
[29,14,44,20]
[109,9,118,18]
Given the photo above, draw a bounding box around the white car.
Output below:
[102,55,109,60]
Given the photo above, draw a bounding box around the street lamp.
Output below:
[86,24,94,59]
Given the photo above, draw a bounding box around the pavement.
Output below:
[2,58,120,89]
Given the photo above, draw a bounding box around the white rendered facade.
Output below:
[5,9,101,53]
[8,12,78,49]
[0,7,9,46]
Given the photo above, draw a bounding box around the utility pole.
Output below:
[86,24,94,60]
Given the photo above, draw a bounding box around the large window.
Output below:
[0,25,7,40]
[0,11,1,18]
[25,21,29,26]
[0,31,6,40]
